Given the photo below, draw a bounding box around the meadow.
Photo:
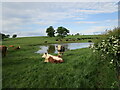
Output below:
[2,35,118,88]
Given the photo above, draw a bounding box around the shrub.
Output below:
[90,27,120,88]
[88,40,92,42]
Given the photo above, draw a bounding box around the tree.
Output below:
[75,33,80,36]
[46,26,55,37]
[0,33,10,40]
[56,26,69,38]
[6,34,10,38]
[12,34,17,38]
[0,33,6,40]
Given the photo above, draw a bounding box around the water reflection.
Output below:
[47,45,55,53]
[35,43,93,54]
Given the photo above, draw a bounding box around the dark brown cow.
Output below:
[0,45,7,56]
[9,45,14,47]
[14,46,20,50]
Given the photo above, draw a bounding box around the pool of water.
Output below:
[35,42,93,54]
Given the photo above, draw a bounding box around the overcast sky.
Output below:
[1,1,119,37]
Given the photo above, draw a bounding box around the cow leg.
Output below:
[2,52,5,57]
[58,52,61,56]
[44,59,49,62]
[3,51,7,56]
[61,52,64,55]
[3,53,5,57]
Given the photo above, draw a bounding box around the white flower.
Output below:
[107,39,110,42]
[103,49,106,51]
[114,44,118,47]
[93,50,95,52]
[102,42,105,44]
[113,40,118,43]
[110,59,113,64]
[107,52,109,54]
[90,44,94,48]
[101,54,104,56]
[111,59,113,62]
[110,62,113,64]
[118,51,120,53]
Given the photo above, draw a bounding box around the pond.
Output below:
[35,42,93,54]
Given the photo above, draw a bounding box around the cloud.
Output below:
[2,29,46,37]
[19,29,47,37]
[2,2,118,37]
[0,2,2,33]
[75,21,98,24]
[104,19,118,23]
[75,2,118,14]
[79,26,116,35]
[1,0,120,2]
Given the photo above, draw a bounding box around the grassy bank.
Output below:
[2,35,117,88]
[2,35,102,46]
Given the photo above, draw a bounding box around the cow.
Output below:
[42,53,64,63]
[0,45,7,57]
[44,41,47,43]
[56,45,65,56]
[14,46,20,50]
[9,45,14,47]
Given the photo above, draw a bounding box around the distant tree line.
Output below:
[46,26,70,38]
[0,33,17,40]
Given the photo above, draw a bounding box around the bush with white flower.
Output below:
[91,28,120,65]
[90,27,120,87]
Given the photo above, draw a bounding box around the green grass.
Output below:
[2,35,102,46]
[2,36,118,88]
[66,34,103,38]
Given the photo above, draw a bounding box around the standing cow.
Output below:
[0,45,7,57]
[56,45,65,56]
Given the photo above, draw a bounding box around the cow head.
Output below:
[56,45,61,50]
[42,53,48,58]
[18,46,21,48]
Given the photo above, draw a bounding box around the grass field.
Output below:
[2,35,118,88]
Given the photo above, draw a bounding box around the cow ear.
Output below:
[45,53,48,55]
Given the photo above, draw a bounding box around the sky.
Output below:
[1,1,119,37]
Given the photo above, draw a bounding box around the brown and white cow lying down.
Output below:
[56,45,65,56]
[14,46,20,50]
[42,53,64,63]
[0,45,8,57]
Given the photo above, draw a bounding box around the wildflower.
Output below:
[118,51,120,53]
[110,62,112,64]
[103,49,106,51]
[90,44,94,48]
[114,44,118,47]
[93,50,95,52]
[102,42,105,44]
[107,39,110,42]
[101,54,104,56]
[102,40,105,42]
[113,39,119,43]
[107,52,109,54]
[111,59,113,62]
[111,36,115,39]
[110,59,114,64]
[95,48,98,50]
